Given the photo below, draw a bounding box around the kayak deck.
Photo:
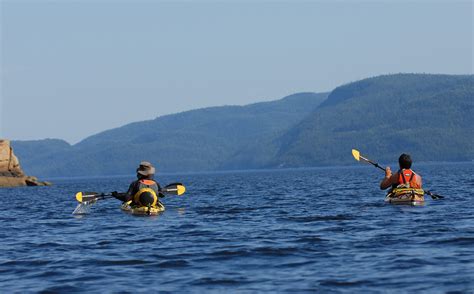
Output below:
[385,195,425,205]
[385,187,425,205]
[121,201,165,215]
[385,193,425,206]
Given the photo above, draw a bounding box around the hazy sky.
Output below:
[1,0,472,144]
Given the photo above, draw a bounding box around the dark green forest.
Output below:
[271,74,473,167]
[13,93,327,176]
[12,74,473,177]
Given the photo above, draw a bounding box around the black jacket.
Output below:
[115,178,161,203]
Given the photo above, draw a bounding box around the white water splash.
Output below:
[72,201,96,215]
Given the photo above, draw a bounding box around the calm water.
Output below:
[0,163,473,293]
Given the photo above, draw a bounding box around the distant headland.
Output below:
[0,139,51,187]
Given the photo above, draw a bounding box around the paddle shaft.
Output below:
[80,193,114,202]
[359,155,385,171]
[78,184,184,203]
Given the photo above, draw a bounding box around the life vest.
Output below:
[397,169,421,189]
[133,179,160,207]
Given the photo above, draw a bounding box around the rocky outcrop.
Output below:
[0,139,51,187]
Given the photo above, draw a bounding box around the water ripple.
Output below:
[0,163,473,292]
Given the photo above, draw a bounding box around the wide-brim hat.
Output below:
[136,161,155,176]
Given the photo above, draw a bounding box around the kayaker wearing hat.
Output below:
[112,161,163,207]
[380,153,422,190]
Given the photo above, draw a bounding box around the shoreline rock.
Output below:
[0,139,51,187]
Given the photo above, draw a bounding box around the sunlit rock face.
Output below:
[0,139,51,187]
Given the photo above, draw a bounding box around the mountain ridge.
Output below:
[13,92,328,176]
[11,73,473,177]
[270,73,473,167]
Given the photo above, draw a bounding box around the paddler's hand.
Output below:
[384,167,392,178]
[111,191,119,199]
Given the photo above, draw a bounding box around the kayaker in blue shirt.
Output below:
[112,161,163,207]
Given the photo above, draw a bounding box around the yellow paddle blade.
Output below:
[352,149,360,161]
[75,192,83,203]
[177,185,186,196]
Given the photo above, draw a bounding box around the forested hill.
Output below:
[12,74,473,177]
[269,74,473,167]
[13,92,327,177]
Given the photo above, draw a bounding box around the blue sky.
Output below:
[1,0,472,144]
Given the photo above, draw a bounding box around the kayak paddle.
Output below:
[75,192,112,203]
[161,182,186,196]
[351,149,385,171]
[351,149,444,200]
[75,183,186,203]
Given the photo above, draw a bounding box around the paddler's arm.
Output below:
[112,183,135,202]
[112,192,128,201]
[380,167,397,190]
[415,174,423,189]
[155,181,164,198]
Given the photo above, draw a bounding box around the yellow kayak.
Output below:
[385,188,425,205]
[120,201,165,215]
